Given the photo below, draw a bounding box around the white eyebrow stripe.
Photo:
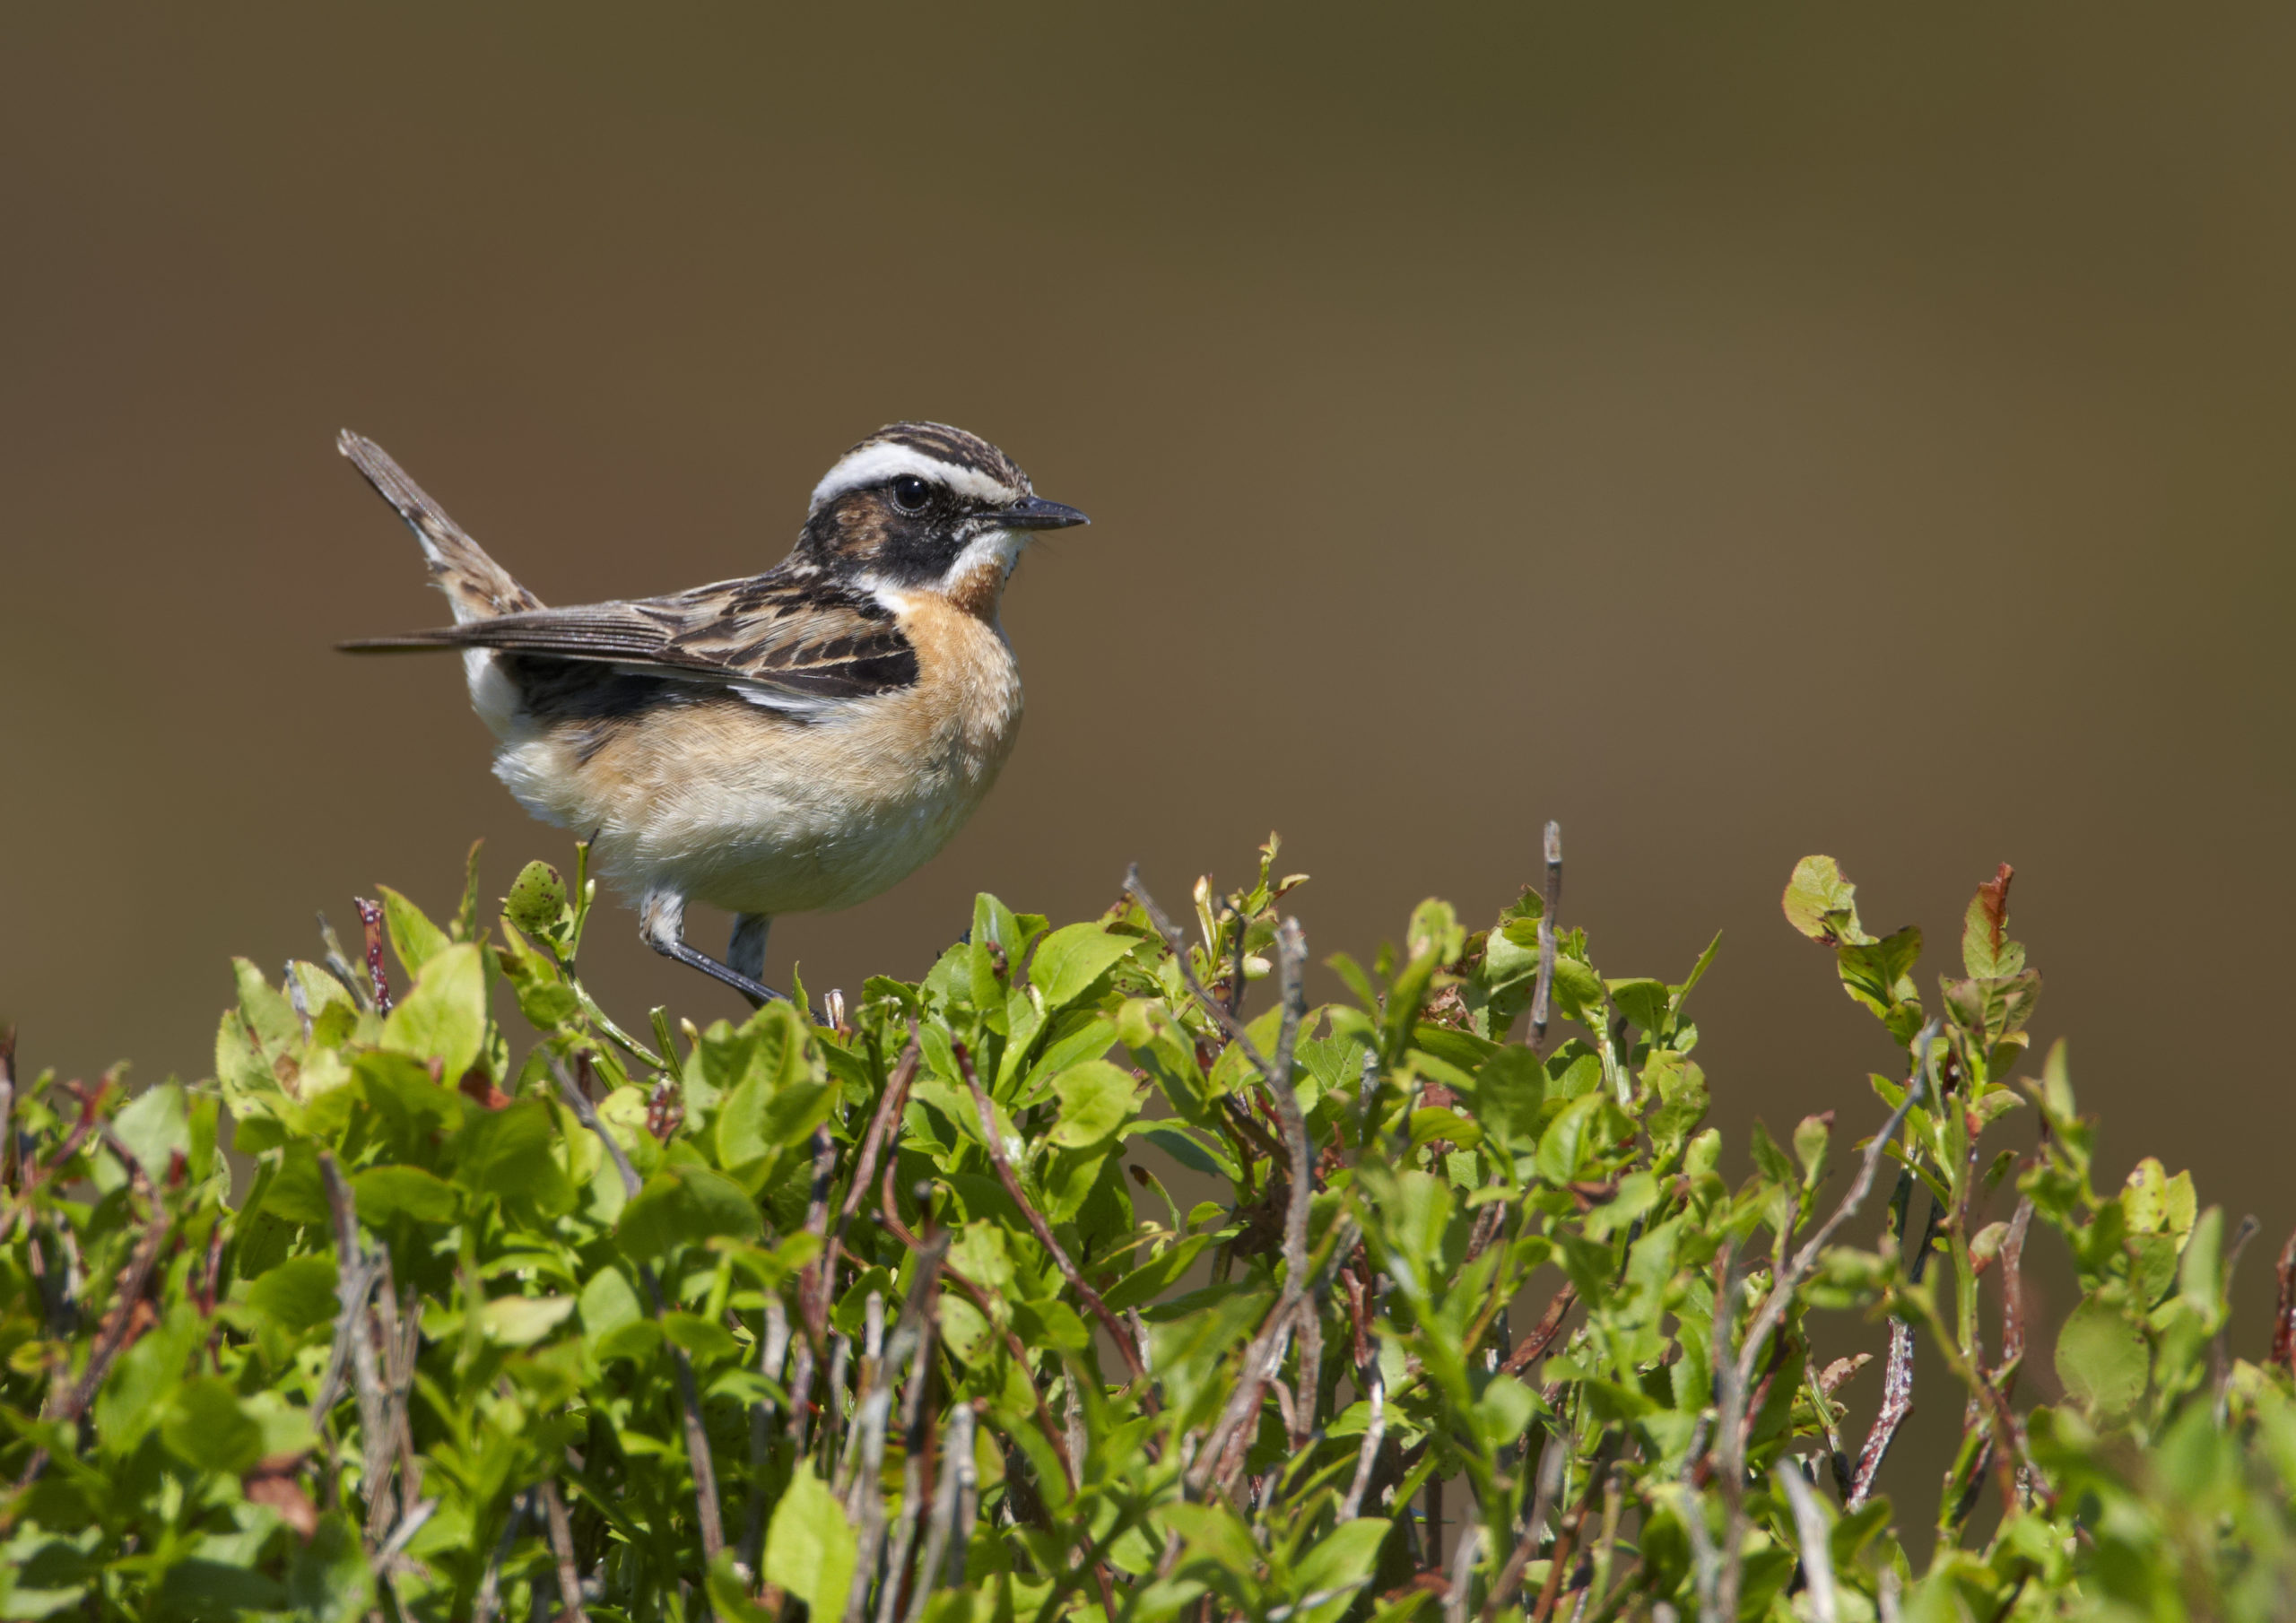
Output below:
[807,443,1020,514]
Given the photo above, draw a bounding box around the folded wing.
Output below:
[344,577,919,711]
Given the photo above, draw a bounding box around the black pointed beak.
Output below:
[1000,495,1091,531]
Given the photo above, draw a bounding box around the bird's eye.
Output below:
[890,474,933,513]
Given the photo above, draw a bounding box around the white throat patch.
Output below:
[808,443,1022,515]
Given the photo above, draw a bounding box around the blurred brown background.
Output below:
[4,3,2292,1430]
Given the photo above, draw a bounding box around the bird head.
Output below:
[796,421,1089,616]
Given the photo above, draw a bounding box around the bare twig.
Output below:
[1715,1028,1932,1611]
[353,897,394,1014]
[1805,1358,1855,1502]
[537,1479,589,1623]
[1851,1176,1941,1510]
[837,1296,886,1504]
[318,1153,397,1541]
[877,1172,1079,1493]
[471,1489,532,1623]
[876,1245,948,1623]
[1500,1286,1578,1377]
[1773,1463,1838,1623]
[1339,1367,1386,1521]
[1484,1435,1565,1620]
[1443,1519,1483,1623]
[740,1295,793,1575]
[2274,1224,2296,1381]
[909,1399,975,1620]
[1530,1458,1603,1623]
[1731,1023,1935,1403]
[799,1125,839,1342]
[1193,1214,1361,1498]
[0,1026,15,1191]
[13,1137,172,1490]
[361,1255,415,1488]
[1994,1193,2035,1382]
[1223,903,1249,1022]
[1264,919,1322,1444]
[375,1497,438,1571]
[1851,1318,1918,1511]
[823,1332,854,1478]
[829,1037,921,1292]
[1529,821,1563,1044]
[1126,868,1272,1071]
[2216,1215,2263,1417]
[952,1041,1148,1383]
[4,1079,111,1239]
[842,1235,949,1623]
[1581,1463,1628,1623]
[316,913,377,1013]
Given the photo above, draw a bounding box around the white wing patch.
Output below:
[728,679,842,719]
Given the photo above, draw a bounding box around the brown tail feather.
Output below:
[338,430,542,622]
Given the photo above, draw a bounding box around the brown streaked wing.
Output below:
[343,577,920,702]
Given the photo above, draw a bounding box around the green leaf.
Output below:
[455,1100,572,1212]
[1837,926,1921,1021]
[938,1291,997,1365]
[1470,1046,1546,1160]
[1158,1501,1259,1573]
[380,941,489,1085]
[1781,855,1872,945]
[479,1295,577,1348]
[1642,1050,1709,1161]
[110,1083,190,1185]
[1029,923,1139,1011]
[378,884,451,975]
[247,1257,342,1334]
[947,1220,1015,1295]
[662,1311,742,1360]
[92,1302,204,1451]
[262,1142,331,1226]
[1291,1518,1392,1600]
[1103,1235,1213,1312]
[1792,1114,1831,1185]
[1961,864,2024,979]
[161,1377,265,1475]
[1536,1094,1608,1185]
[617,1163,762,1260]
[1548,952,1607,1028]
[1134,1124,1233,1180]
[355,1049,465,1153]
[713,1003,831,1165]
[2055,1297,2151,1417]
[763,1470,858,1622]
[1471,1374,1539,1446]
[579,1266,645,1346]
[1048,1058,1139,1149]
[285,1514,377,1623]
[1605,977,1671,1033]
[352,1164,459,1226]
[2121,1157,2196,1238]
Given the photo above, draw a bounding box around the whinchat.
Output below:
[339,422,1088,1005]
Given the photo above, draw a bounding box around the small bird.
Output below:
[339,422,1088,1005]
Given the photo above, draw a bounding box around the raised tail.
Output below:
[338,430,542,623]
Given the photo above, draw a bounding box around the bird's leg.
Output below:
[639,890,785,1007]
[728,914,773,1011]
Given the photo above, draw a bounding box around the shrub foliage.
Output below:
[3,838,2294,1622]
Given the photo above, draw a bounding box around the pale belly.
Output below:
[480,608,1023,917]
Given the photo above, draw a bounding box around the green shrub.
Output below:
[3,837,2292,1622]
